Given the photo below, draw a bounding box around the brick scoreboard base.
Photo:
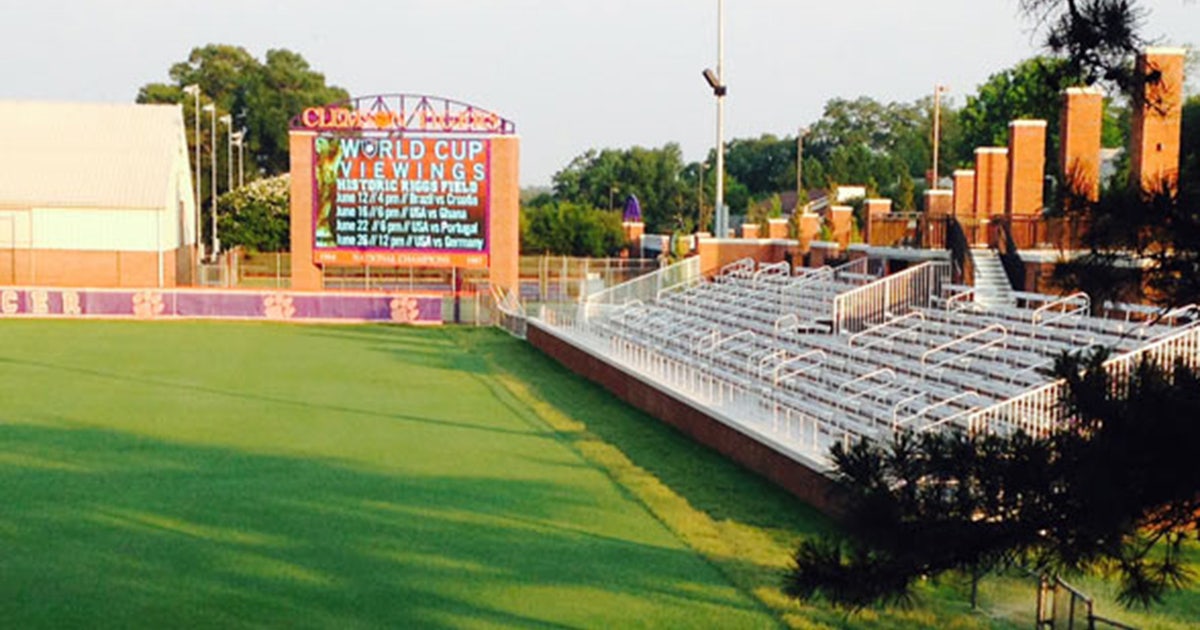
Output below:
[526,321,843,517]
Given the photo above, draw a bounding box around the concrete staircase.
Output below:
[971,248,1014,308]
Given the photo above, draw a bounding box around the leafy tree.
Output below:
[138,44,349,179]
[216,174,291,252]
[552,145,689,233]
[1019,0,1148,93]
[807,96,936,179]
[1183,96,1200,183]
[785,351,1200,611]
[520,202,625,257]
[955,57,1078,176]
[745,193,783,234]
[724,134,797,197]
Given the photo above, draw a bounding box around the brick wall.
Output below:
[526,322,843,516]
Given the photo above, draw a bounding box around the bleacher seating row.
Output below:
[565,258,1196,463]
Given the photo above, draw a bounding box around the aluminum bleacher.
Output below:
[534,256,1200,468]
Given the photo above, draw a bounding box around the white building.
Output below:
[0,101,196,286]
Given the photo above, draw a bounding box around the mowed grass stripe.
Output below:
[0,320,776,629]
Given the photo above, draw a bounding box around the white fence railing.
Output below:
[830,261,951,333]
[492,286,528,339]
[967,321,1200,436]
[583,256,702,320]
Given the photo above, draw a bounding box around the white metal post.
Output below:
[714,0,726,238]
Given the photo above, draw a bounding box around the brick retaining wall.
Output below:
[526,322,843,517]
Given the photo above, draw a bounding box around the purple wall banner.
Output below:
[0,287,443,325]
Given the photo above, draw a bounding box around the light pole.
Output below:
[698,161,707,233]
[796,127,808,213]
[220,114,232,194]
[203,104,218,258]
[232,130,245,188]
[932,84,948,189]
[702,0,727,237]
[182,84,201,271]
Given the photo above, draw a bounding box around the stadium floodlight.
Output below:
[203,104,218,258]
[231,131,245,188]
[219,114,233,194]
[182,85,202,271]
[704,0,728,237]
[701,68,726,96]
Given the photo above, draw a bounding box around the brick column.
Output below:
[923,189,952,217]
[766,218,789,239]
[797,213,820,251]
[741,223,760,239]
[1130,47,1186,194]
[952,169,975,217]
[1007,119,1047,217]
[828,205,853,249]
[1061,87,1104,203]
[974,148,1008,218]
[862,198,891,244]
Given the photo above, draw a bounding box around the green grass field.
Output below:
[0,321,1195,628]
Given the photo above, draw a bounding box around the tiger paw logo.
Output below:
[263,294,296,320]
[132,291,164,319]
[389,297,421,323]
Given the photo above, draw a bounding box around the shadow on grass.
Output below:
[0,423,773,629]
[456,329,834,538]
[302,326,493,375]
[0,352,530,439]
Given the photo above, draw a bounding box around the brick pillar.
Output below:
[862,198,891,244]
[622,221,644,257]
[923,189,952,217]
[952,169,975,217]
[1061,87,1104,203]
[766,218,789,239]
[828,205,853,249]
[741,223,760,239]
[1130,47,1186,194]
[1007,119,1047,217]
[797,213,820,251]
[622,221,644,244]
[974,148,1009,219]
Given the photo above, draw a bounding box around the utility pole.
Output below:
[932,84,947,189]
[715,0,726,237]
[796,127,807,213]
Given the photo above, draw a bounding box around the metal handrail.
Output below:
[838,368,896,394]
[773,350,826,385]
[774,313,800,338]
[893,391,978,432]
[831,261,950,334]
[849,311,926,349]
[921,323,1008,369]
[1031,292,1090,325]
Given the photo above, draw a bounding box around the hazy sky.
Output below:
[3,1,1197,185]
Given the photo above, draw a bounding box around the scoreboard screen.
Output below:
[312,134,489,268]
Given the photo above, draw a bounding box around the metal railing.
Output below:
[492,286,527,339]
[967,321,1200,436]
[1037,575,1137,630]
[583,256,702,320]
[830,261,951,333]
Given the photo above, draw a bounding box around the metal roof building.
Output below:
[0,101,196,287]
